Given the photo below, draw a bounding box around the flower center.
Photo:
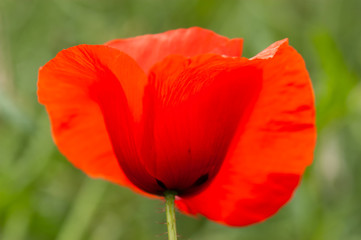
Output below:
[155,173,210,195]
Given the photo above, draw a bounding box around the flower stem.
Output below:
[164,191,177,240]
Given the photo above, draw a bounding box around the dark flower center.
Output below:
[155,173,210,196]
[193,173,209,187]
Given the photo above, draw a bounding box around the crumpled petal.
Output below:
[141,54,262,195]
[176,39,316,226]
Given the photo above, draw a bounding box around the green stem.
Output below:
[164,191,177,240]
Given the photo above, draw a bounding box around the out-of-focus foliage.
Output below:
[0,0,360,239]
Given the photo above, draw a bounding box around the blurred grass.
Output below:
[0,0,361,239]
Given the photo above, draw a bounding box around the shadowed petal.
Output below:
[176,39,316,226]
[141,54,262,195]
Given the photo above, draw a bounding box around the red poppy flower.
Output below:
[38,27,316,226]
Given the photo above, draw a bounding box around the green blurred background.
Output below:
[0,0,361,239]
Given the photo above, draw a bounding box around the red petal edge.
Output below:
[176,39,316,226]
[105,27,243,73]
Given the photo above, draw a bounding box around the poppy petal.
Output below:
[176,39,316,226]
[38,45,155,193]
[105,27,243,72]
[141,54,262,195]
